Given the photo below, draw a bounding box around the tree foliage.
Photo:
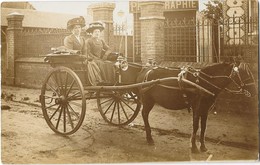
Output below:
[202,0,223,21]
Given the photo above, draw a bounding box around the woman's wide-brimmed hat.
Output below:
[67,16,85,30]
[86,21,105,33]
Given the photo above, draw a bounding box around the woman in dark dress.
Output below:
[86,22,114,85]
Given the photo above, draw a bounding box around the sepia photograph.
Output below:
[1,0,259,164]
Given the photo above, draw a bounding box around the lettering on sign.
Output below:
[129,0,198,13]
[164,1,198,10]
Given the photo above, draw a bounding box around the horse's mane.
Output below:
[200,62,233,76]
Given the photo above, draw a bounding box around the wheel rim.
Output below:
[41,67,86,135]
[97,90,141,126]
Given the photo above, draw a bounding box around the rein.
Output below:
[185,64,254,97]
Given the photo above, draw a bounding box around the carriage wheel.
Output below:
[40,66,86,135]
[97,90,141,126]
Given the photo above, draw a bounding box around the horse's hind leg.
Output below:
[142,96,155,145]
[200,110,208,152]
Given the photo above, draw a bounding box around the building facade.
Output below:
[129,0,198,63]
[222,0,258,62]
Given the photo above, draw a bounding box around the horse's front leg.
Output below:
[191,96,202,153]
[200,111,208,152]
[141,97,155,145]
[191,111,200,153]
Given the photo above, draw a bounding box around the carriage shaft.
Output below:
[84,77,179,91]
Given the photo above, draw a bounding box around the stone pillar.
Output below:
[139,1,165,64]
[5,12,24,85]
[88,3,115,50]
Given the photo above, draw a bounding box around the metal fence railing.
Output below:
[163,16,258,63]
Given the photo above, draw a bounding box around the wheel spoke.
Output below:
[63,106,66,132]
[69,101,82,107]
[67,103,80,119]
[110,102,117,122]
[50,77,61,94]
[58,71,64,94]
[46,83,59,97]
[66,79,75,97]
[67,91,81,100]
[64,72,68,96]
[49,104,61,121]
[54,72,63,93]
[100,98,113,105]
[121,99,136,112]
[43,94,59,100]
[56,105,63,129]
[117,102,120,124]
[119,101,129,121]
[103,100,115,115]
[44,103,58,110]
[65,105,74,129]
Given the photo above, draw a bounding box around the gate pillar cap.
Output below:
[7,12,24,20]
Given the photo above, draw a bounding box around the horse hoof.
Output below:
[147,139,154,145]
[200,146,208,152]
[191,147,199,154]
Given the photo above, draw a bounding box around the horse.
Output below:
[136,59,256,153]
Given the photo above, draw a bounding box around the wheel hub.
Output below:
[55,95,67,104]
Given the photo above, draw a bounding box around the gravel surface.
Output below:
[1,85,259,163]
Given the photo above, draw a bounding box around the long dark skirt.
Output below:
[89,59,115,85]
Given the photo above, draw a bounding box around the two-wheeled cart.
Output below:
[40,51,214,135]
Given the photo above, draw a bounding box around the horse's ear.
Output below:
[234,55,243,66]
[221,56,232,64]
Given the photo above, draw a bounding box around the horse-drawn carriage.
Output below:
[40,48,256,152]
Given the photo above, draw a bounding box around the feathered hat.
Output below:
[67,16,85,30]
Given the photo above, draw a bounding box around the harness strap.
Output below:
[139,67,157,94]
[178,68,192,113]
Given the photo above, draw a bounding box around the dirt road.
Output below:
[1,86,259,163]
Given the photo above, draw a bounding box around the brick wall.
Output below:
[12,29,91,88]
[140,1,165,64]
[141,19,164,62]
[15,57,52,88]
[133,13,141,62]
[17,29,90,57]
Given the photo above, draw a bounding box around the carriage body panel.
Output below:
[44,54,144,86]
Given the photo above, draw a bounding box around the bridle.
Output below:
[185,63,255,97]
[223,64,255,97]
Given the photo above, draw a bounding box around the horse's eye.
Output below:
[233,67,239,72]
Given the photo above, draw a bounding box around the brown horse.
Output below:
[136,60,256,153]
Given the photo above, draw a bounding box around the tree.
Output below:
[202,0,223,22]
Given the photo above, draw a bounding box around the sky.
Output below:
[30,0,209,19]
[30,1,134,23]
[29,0,209,33]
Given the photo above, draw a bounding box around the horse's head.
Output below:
[221,56,257,97]
[228,62,257,97]
[199,56,257,97]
